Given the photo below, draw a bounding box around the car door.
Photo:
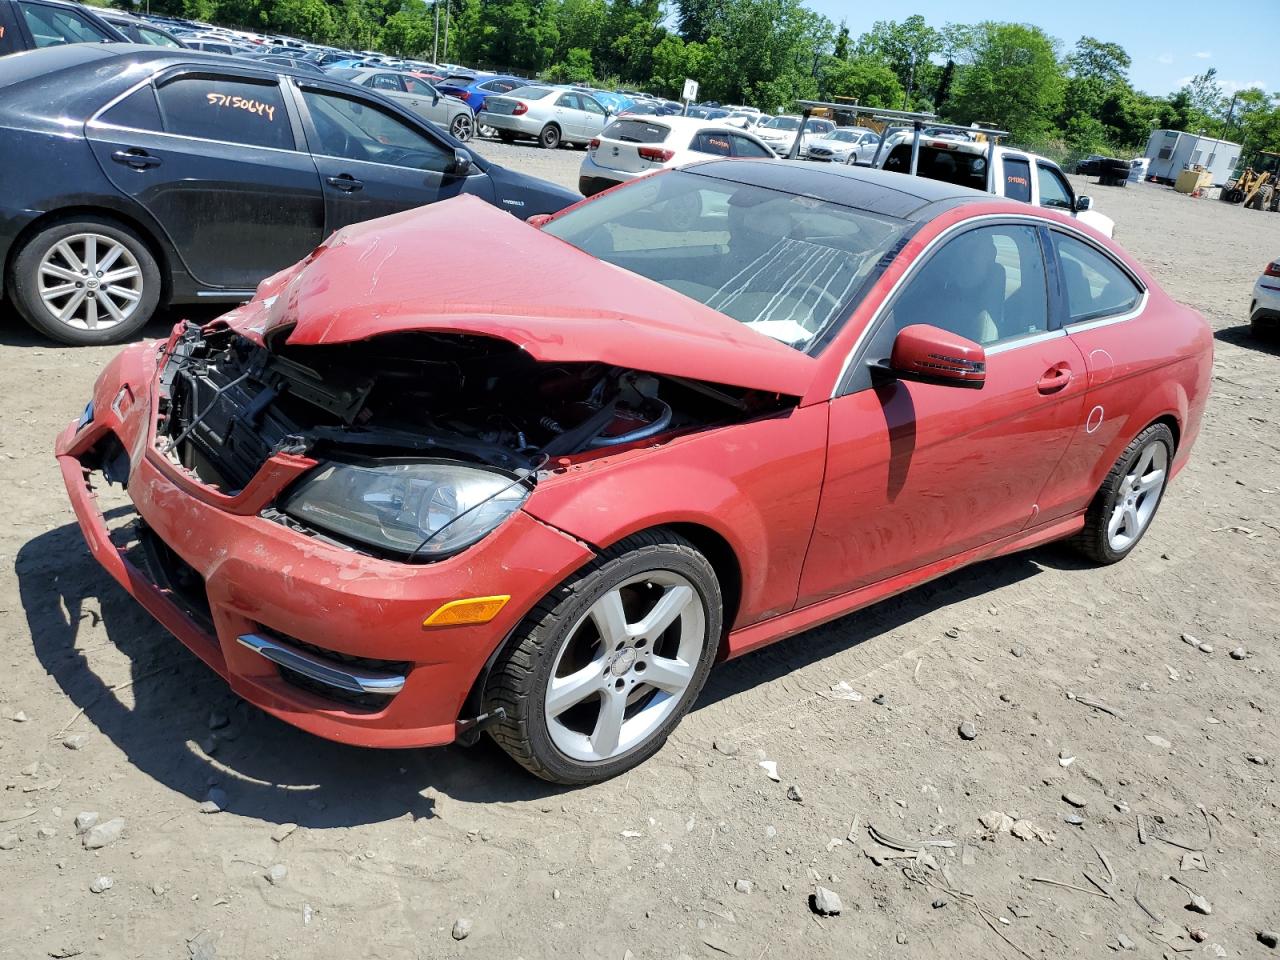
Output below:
[13,0,116,47]
[796,221,1087,605]
[293,81,480,232]
[84,69,325,290]
[1035,161,1076,214]
[578,94,609,141]
[552,91,583,139]
[688,130,733,159]
[728,132,772,158]
[401,74,449,125]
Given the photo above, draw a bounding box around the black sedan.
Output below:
[0,46,582,344]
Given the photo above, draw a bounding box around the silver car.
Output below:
[332,68,475,141]
[479,86,611,149]
[805,127,881,163]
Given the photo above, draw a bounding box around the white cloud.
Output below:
[1221,79,1268,95]
[1157,52,1174,64]
[1193,51,1212,59]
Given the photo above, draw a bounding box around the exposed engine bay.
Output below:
[154,324,791,559]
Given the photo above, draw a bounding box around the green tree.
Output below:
[676,0,723,44]
[544,46,596,83]
[551,0,605,62]
[271,0,335,42]
[855,15,941,105]
[380,3,436,56]
[823,55,902,108]
[1066,36,1130,86]
[832,21,849,61]
[945,22,1065,142]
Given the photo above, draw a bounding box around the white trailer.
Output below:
[1144,130,1241,186]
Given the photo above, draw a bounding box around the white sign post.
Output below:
[681,78,699,115]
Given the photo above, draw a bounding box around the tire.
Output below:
[9,216,161,346]
[449,112,473,142]
[1252,311,1279,341]
[1072,423,1175,565]
[538,123,561,150]
[485,529,722,784]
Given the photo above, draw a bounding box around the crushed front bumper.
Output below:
[55,334,594,748]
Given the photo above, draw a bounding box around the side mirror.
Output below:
[885,324,985,389]
[449,147,473,177]
[1074,194,1093,212]
[526,213,554,229]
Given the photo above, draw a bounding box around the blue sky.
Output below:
[811,0,1272,98]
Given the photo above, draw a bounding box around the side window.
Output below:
[690,131,732,156]
[368,73,403,92]
[18,2,112,46]
[730,134,772,158]
[156,76,293,150]
[885,225,1049,347]
[480,78,518,93]
[300,88,451,173]
[402,76,436,96]
[98,84,162,130]
[555,92,580,109]
[580,96,606,116]
[1002,157,1032,203]
[1036,163,1074,210]
[1053,233,1142,324]
[137,25,180,47]
[0,1,19,55]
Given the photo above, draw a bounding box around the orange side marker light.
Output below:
[422,595,510,628]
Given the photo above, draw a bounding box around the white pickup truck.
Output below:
[861,130,1116,238]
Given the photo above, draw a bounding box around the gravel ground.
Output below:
[1,153,1278,960]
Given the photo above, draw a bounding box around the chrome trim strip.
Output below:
[1062,289,1149,333]
[194,290,256,299]
[236,633,406,695]
[985,327,1066,356]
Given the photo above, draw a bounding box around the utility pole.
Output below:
[432,1,439,63]
[1221,92,1238,140]
[442,0,450,62]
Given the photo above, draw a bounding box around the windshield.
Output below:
[763,116,799,131]
[805,119,835,134]
[829,130,861,142]
[542,171,907,353]
[508,85,552,99]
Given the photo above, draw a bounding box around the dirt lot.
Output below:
[1,147,1278,960]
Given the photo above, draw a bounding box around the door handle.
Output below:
[325,174,363,192]
[1036,364,1072,394]
[111,148,161,170]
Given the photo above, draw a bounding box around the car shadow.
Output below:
[0,304,229,348]
[1214,323,1280,356]
[19,513,1076,823]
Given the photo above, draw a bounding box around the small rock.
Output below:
[271,823,298,842]
[932,898,947,909]
[187,929,217,960]
[0,834,18,850]
[958,721,977,741]
[829,681,863,702]
[759,760,780,781]
[734,879,753,894]
[1230,647,1247,660]
[1144,734,1172,749]
[62,734,89,751]
[979,811,1014,833]
[82,818,125,850]
[1198,643,1214,654]
[896,931,908,945]
[1247,754,1269,765]
[208,709,229,730]
[37,827,56,839]
[811,887,842,916]
[74,812,99,833]
[552,888,561,900]
[267,863,288,885]
[872,694,886,706]
[89,876,113,894]
[11,711,27,723]
[153,883,164,896]
[713,739,740,756]
[1189,928,1207,942]
[786,785,803,803]
[1117,932,1135,950]
[1258,930,1278,949]
[1181,633,1199,646]
[451,918,472,941]
[1058,749,1076,767]
[1062,792,1086,808]
[303,904,313,925]
[199,787,227,814]
[945,628,960,639]
[1187,893,1212,915]
[1114,801,1130,813]
[1064,814,1084,826]
[20,761,38,776]
[1009,645,1025,658]
[199,737,218,756]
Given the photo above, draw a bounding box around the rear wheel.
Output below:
[1073,423,1174,564]
[485,530,722,784]
[538,123,561,150]
[9,217,160,346]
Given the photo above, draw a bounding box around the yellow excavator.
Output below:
[1222,152,1280,210]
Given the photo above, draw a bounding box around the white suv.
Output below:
[871,135,1115,237]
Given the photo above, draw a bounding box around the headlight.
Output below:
[282,460,530,559]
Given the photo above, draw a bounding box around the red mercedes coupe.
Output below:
[57,160,1212,783]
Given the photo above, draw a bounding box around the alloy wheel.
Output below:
[38,233,143,332]
[543,570,706,763]
[451,114,474,141]
[1106,439,1168,551]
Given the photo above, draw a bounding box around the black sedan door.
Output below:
[291,80,491,232]
[84,68,325,289]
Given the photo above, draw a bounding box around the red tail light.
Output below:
[1265,261,1280,278]
[512,101,528,116]
[588,138,600,150]
[638,146,675,162]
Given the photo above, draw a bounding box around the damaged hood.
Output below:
[228,195,816,397]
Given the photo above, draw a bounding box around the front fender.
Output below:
[522,405,829,629]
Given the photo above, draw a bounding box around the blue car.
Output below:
[435,74,526,113]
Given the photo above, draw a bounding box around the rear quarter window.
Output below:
[157,76,293,151]
[1003,156,1032,202]
[98,84,162,130]
[603,119,669,144]
[1054,232,1143,323]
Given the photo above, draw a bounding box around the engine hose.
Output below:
[588,399,673,448]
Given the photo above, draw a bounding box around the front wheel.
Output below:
[450,113,474,142]
[9,217,161,346]
[1073,423,1174,564]
[538,124,561,150]
[485,530,722,784]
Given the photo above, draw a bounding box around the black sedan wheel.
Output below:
[538,124,561,150]
[450,113,474,142]
[10,217,160,346]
